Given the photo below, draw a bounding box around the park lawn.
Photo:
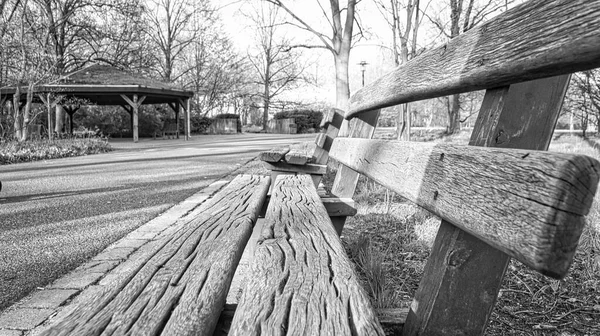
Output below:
[0,138,112,165]
[335,132,600,336]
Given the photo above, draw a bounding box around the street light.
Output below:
[358,60,368,87]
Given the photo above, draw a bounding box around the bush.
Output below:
[191,116,213,133]
[213,113,242,133]
[0,138,112,165]
[274,109,323,133]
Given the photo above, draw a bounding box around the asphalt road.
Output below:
[0,133,314,311]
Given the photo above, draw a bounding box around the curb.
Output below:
[0,179,229,336]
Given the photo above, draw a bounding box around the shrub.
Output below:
[213,113,241,133]
[0,137,112,165]
[274,109,323,133]
[190,115,213,133]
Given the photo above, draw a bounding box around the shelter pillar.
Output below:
[178,98,190,141]
[186,98,191,140]
[38,93,57,140]
[175,101,180,139]
[121,94,146,143]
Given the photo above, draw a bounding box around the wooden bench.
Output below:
[38,1,600,335]
[162,121,179,139]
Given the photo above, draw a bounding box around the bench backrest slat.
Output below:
[347,0,600,118]
[330,111,381,199]
[330,138,600,278]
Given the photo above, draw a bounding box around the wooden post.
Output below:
[133,96,139,142]
[175,101,180,139]
[402,75,571,336]
[329,110,381,234]
[121,94,146,143]
[186,98,191,140]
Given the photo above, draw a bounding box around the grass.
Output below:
[331,131,600,335]
[0,137,112,165]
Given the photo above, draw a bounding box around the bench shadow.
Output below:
[0,148,261,173]
[0,187,123,204]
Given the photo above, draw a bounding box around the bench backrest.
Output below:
[322,0,600,334]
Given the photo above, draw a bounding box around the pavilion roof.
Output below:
[0,63,194,106]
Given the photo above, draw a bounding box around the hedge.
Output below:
[274,109,323,133]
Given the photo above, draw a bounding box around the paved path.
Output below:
[0,133,313,313]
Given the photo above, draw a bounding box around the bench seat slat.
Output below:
[330,138,600,278]
[285,142,316,165]
[229,174,384,335]
[41,175,270,336]
[263,161,327,175]
[259,147,290,163]
[347,0,600,118]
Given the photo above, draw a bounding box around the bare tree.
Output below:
[375,0,423,140]
[424,0,520,134]
[27,0,108,133]
[92,0,156,72]
[265,0,359,113]
[144,0,214,83]
[564,70,600,137]
[177,8,250,118]
[246,2,310,131]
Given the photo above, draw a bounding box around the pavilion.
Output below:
[0,64,194,142]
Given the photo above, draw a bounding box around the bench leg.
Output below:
[403,75,570,335]
[330,216,346,236]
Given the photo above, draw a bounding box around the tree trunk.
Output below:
[55,105,64,134]
[335,51,350,135]
[13,88,22,141]
[447,94,461,134]
[263,61,271,132]
[335,53,350,110]
[21,84,34,141]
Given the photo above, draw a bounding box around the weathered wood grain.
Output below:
[330,138,599,277]
[347,0,600,118]
[313,108,345,165]
[285,142,315,165]
[330,110,381,199]
[259,147,290,163]
[403,76,572,335]
[40,175,270,336]
[328,110,381,236]
[263,162,327,175]
[314,132,327,148]
[321,197,357,217]
[229,175,384,335]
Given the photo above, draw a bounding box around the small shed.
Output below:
[0,64,195,142]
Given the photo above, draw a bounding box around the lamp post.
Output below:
[358,60,368,87]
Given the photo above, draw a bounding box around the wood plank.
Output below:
[260,195,356,218]
[321,197,357,217]
[313,108,345,164]
[402,76,573,336]
[330,110,381,199]
[264,162,327,175]
[330,137,599,277]
[229,175,384,335]
[259,147,290,163]
[40,175,270,336]
[347,0,600,118]
[314,132,327,148]
[319,108,336,128]
[328,110,381,235]
[285,142,315,165]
